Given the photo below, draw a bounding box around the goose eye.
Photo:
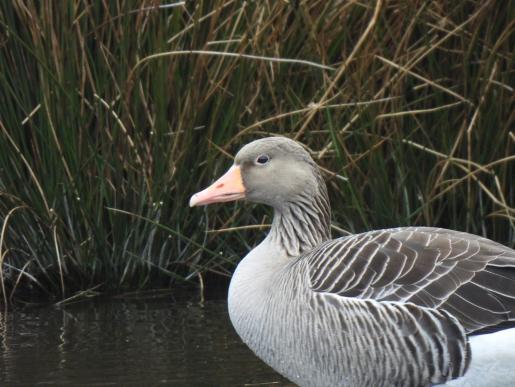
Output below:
[255,154,270,165]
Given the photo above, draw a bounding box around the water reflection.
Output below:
[0,294,288,386]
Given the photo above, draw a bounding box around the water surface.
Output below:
[0,294,289,386]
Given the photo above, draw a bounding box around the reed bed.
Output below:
[0,0,513,302]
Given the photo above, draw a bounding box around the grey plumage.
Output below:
[307,227,515,332]
[195,136,515,387]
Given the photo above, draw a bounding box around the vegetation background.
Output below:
[0,0,513,303]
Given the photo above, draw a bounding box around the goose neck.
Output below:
[269,187,331,257]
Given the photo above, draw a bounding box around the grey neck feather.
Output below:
[269,174,331,257]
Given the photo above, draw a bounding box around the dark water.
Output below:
[0,294,289,386]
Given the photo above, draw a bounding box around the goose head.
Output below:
[190,136,331,255]
[189,137,323,210]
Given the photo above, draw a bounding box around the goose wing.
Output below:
[306,227,515,332]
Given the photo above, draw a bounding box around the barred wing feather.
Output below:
[307,227,515,332]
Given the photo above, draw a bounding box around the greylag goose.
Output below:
[190,137,515,387]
